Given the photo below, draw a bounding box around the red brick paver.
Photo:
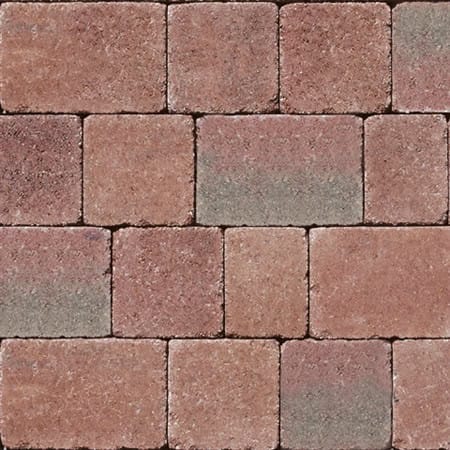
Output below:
[365,114,448,224]
[0,3,166,113]
[280,3,391,113]
[225,227,307,337]
[394,340,450,449]
[113,227,223,337]
[197,115,362,225]
[0,115,81,225]
[168,3,278,113]
[169,339,279,450]
[310,227,450,338]
[281,340,391,449]
[393,3,450,112]
[84,115,194,225]
[0,228,110,337]
[0,339,166,449]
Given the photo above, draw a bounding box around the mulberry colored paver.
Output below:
[169,339,279,450]
[310,227,450,338]
[168,3,278,113]
[0,228,110,337]
[113,227,223,337]
[0,3,165,113]
[281,340,391,449]
[225,228,307,337]
[365,114,448,224]
[84,115,194,226]
[0,115,81,225]
[393,340,450,449]
[393,3,450,112]
[280,3,391,113]
[197,115,362,226]
[0,339,166,449]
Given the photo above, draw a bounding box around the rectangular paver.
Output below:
[0,339,166,449]
[0,228,111,337]
[197,115,362,226]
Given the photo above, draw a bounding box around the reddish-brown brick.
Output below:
[113,227,223,337]
[281,340,391,449]
[310,227,450,338]
[0,339,166,449]
[0,115,81,225]
[84,115,194,225]
[393,340,450,449]
[0,228,110,337]
[0,3,165,113]
[280,3,391,113]
[169,339,279,450]
[197,115,362,225]
[365,115,448,224]
[225,228,307,337]
[393,3,450,112]
[168,3,278,113]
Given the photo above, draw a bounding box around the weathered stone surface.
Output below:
[0,339,166,449]
[0,227,110,337]
[197,115,362,225]
[113,227,223,337]
[225,227,307,337]
[168,3,278,113]
[280,3,390,113]
[169,339,279,450]
[84,115,194,225]
[365,114,448,224]
[281,340,391,449]
[0,115,81,225]
[310,227,450,338]
[393,3,450,112]
[0,3,166,112]
[393,340,450,449]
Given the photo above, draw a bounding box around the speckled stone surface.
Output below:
[0,227,111,337]
[0,339,166,449]
[393,340,450,449]
[225,227,307,337]
[197,115,362,225]
[0,3,166,112]
[84,115,194,225]
[281,340,391,450]
[113,227,223,337]
[0,115,81,225]
[393,3,450,112]
[169,339,279,450]
[310,227,450,338]
[168,3,278,113]
[280,3,391,113]
[364,114,448,224]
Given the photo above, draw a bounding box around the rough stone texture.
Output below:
[393,3,450,112]
[225,228,307,337]
[169,339,279,450]
[0,3,166,113]
[168,3,278,113]
[280,3,390,113]
[0,339,166,449]
[0,227,110,337]
[197,115,362,226]
[0,115,81,225]
[84,115,194,225]
[393,340,450,450]
[113,227,223,337]
[365,115,448,224]
[310,227,450,338]
[281,340,391,450]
